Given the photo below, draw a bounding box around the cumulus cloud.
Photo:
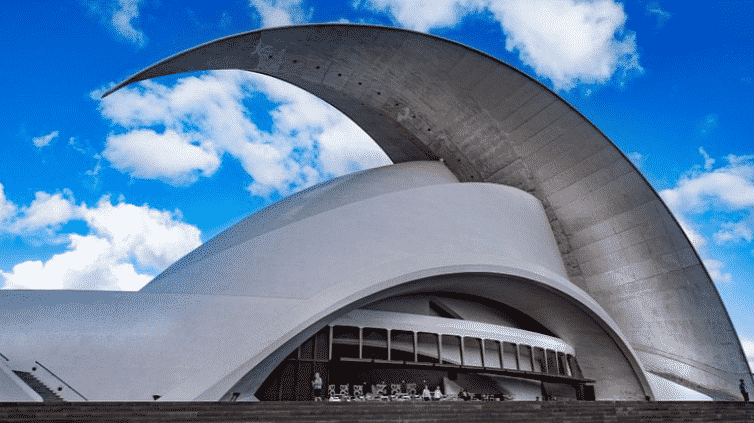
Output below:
[249,0,312,28]
[0,183,18,227]
[9,191,76,233]
[659,156,754,214]
[659,149,754,286]
[357,0,643,90]
[104,129,221,185]
[85,0,147,47]
[0,193,201,291]
[32,130,59,148]
[360,0,481,32]
[97,70,389,198]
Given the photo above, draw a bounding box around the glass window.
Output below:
[503,342,518,370]
[483,340,501,369]
[532,347,546,373]
[567,354,583,379]
[441,335,462,365]
[331,326,360,360]
[391,330,415,362]
[463,338,483,367]
[362,327,388,360]
[546,350,558,375]
[314,328,329,361]
[557,352,567,375]
[518,345,533,371]
[417,332,439,363]
[300,337,314,360]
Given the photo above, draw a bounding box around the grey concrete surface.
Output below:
[105,24,751,400]
[4,168,649,401]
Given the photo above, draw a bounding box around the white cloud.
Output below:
[10,191,76,233]
[249,0,312,28]
[360,0,481,32]
[698,147,715,171]
[703,259,731,284]
[32,130,59,148]
[645,1,671,29]
[659,154,754,214]
[0,183,18,227]
[488,0,642,90]
[713,221,753,245]
[627,151,644,168]
[111,0,147,46]
[660,151,754,286]
[357,0,643,90]
[1,195,201,291]
[85,0,147,47]
[80,197,202,271]
[103,129,221,185]
[97,70,390,198]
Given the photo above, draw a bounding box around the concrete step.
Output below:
[11,371,64,402]
[0,401,752,422]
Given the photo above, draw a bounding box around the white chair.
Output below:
[353,385,364,400]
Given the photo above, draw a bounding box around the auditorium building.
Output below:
[0,24,751,403]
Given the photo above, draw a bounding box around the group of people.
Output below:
[420,385,444,401]
[312,372,486,402]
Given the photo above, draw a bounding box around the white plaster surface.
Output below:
[0,164,650,402]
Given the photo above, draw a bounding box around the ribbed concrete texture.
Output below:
[1,401,752,422]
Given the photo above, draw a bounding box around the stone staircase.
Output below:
[0,401,752,422]
[11,371,64,402]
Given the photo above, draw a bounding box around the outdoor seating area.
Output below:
[321,382,503,402]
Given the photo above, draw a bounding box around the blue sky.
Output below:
[1,0,752,369]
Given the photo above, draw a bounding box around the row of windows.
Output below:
[311,325,583,378]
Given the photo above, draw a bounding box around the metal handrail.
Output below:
[34,361,88,401]
[0,352,9,362]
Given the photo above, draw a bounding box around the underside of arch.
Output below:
[218,271,655,401]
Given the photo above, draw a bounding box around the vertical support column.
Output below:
[329,326,333,361]
[438,335,443,364]
[459,337,465,366]
[480,339,486,368]
[499,342,504,370]
[387,329,391,361]
[413,332,418,362]
[358,327,363,359]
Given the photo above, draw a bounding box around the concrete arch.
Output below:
[210,266,654,402]
[107,24,750,399]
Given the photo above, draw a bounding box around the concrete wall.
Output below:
[0,172,648,401]
[0,362,42,402]
[108,24,752,399]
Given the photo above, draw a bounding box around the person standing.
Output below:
[422,385,431,401]
[741,379,750,403]
[312,372,323,401]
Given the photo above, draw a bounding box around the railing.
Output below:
[32,361,88,401]
[0,352,9,362]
